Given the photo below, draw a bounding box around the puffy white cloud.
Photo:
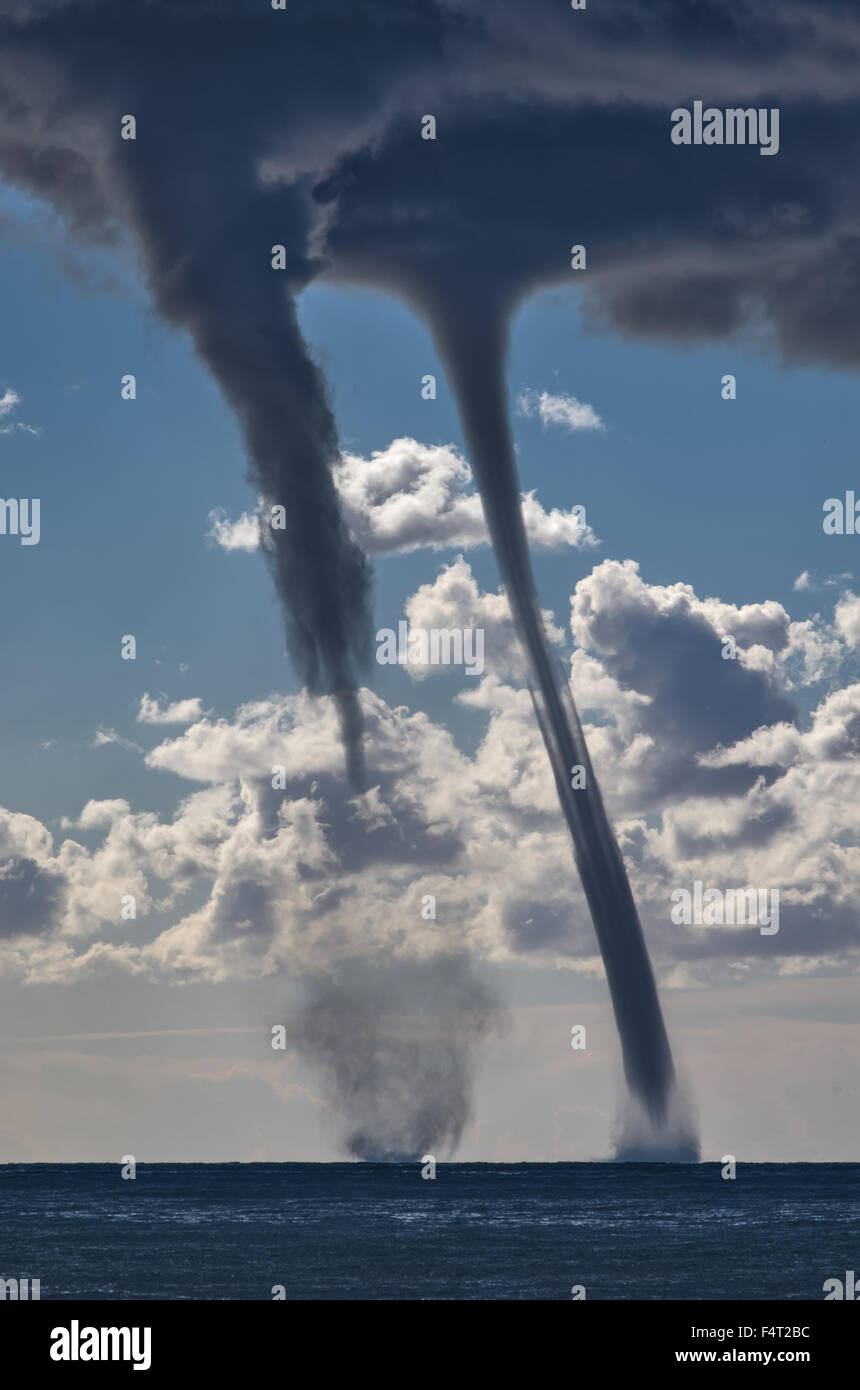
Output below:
[336,438,484,553]
[783,618,844,687]
[137,693,207,725]
[0,384,40,435]
[206,508,260,552]
[698,722,803,771]
[516,388,604,432]
[385,554,564,682]
[834,589,860,646]
[338,434,595,551]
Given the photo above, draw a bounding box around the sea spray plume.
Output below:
[614,1083,700,1164]
[291,956,501,1160]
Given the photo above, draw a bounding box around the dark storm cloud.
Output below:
[320,98,860,369]
[3,2,860,363]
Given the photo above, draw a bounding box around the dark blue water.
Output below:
[1,1163,857,1300]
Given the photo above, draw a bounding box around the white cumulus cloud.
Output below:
[137,694,207,726]
[516,388,604,432]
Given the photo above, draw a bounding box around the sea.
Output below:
[1,1162,857,1300]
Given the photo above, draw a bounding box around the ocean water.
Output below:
[1,1162,857,1300]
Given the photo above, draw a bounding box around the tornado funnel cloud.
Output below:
[422,292,689,1139]
[112,153,372,785]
